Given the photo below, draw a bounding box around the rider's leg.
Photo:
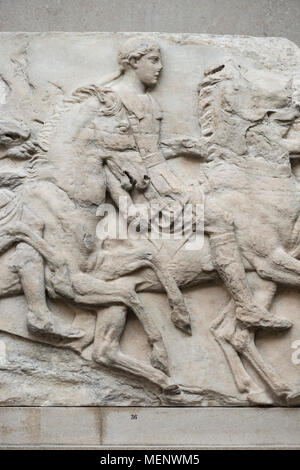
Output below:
[205,197,291,330]
[12,242,83,339]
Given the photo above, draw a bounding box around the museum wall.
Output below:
[0,0,299,47]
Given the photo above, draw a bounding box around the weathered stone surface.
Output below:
[102,407,300,447]
[0,407,101,445]
[0,32,300,407]
[2,406,300,448]
[1,1,300,48]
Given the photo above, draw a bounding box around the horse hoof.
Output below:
[286,390,300,406]
[151,356,169,376]
[163,383,181,395]
[171,302,192,336]
[27,312,85,341]
[171,312,192,336]
[28,321,53,337]
[247,390,274,406]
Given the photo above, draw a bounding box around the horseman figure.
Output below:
[2,39,300,404]
[87,37,289,331]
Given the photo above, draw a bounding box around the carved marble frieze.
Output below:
[0,33,300,406]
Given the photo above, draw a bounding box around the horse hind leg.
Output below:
[234,330,292,403]
[211,275,282,404]
[92,305,179,394]
[12,243,83,340]
[210,300,272,404]
[230,274,294,403]
[72,273,171,377]
[210,299,254,395]
[148,256,192,335]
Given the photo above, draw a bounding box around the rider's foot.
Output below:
[236,305,292,331]
[27,310,84,340]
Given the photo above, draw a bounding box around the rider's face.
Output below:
[134,51,163,88]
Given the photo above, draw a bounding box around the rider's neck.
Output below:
[118,71,146,95]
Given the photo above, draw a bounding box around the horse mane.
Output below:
[35,84,122,157]
[28,84,125,205]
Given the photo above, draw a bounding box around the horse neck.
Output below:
[33,97,108,206]
[207,148,292,178]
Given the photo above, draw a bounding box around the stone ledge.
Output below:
[0,407,300,448]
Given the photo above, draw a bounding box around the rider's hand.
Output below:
[4,140,39,159]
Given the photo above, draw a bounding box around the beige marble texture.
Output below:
[0,407,300,449]
[0,33,300,407]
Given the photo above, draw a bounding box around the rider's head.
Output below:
[118,37,163,88]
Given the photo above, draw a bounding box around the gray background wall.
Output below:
[0,0,299,46]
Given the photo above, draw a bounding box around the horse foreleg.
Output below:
[253,248,300,287]
[149,256,192,335]
[101,246,193,335]
[2,223,61,270]
[73,273,170,375]
[92,305,179,394]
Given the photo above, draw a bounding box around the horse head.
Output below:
[0,115,30,148]
[198,59,299,167]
